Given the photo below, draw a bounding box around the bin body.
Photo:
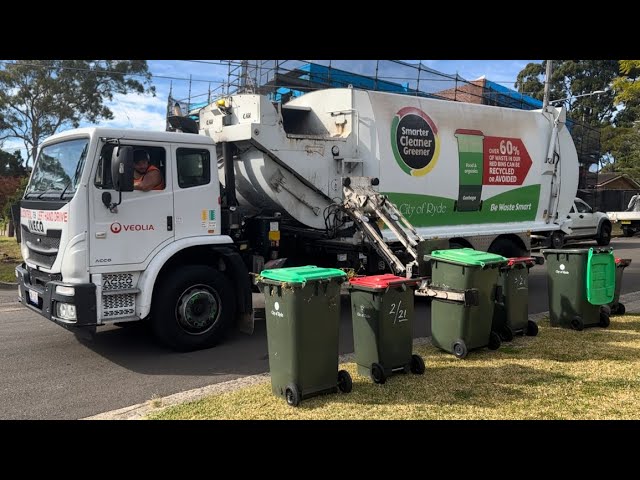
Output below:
[349,275,417,377]
[429,249,506,353]
[258,266,346,401]
[610,258,631,314]
[492,257,534,336]
[542,248,614,328]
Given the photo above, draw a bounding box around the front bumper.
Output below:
[15,263,98,334]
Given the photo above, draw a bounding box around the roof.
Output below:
[43,127,214,146]
[596,173,640,188]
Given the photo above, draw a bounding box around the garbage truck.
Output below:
[15,87,579,350]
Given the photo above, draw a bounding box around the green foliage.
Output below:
[515,60,618,126]
[600,124,640,180]
[1,176,28,220]
[612,60,640,127]
[0,149,26,176]
[0,60,155,166]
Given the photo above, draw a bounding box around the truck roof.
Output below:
[43,127,215,146]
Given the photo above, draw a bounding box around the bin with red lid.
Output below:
[610,258,632,315]
[348,274,425,384]
[492,257,539,341]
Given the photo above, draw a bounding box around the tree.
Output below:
[0,149,26,176]
[599,124,640,180]
[515,60,619,126]
[611,60,640,128]
[0,60,155,167]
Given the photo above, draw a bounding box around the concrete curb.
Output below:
[83,291,640,421]
[0,282,18,290]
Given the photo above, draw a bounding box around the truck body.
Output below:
[15,87,579,351]
[607,195,640,237]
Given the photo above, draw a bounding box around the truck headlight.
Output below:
[55,285,75,296]
[56,303,77,321]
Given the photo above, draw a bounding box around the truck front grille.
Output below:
[102,293,135,318]
[102,273,134,291]
[22,226,61,269]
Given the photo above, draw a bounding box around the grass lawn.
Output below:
[0,236,21,283]
[148,315,640,420]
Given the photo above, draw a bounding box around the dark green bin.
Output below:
[348,274,425,384]
[610,258,631,315]
[541,248,614,330]
[428,249,507,358]
[492,257,539,340]
[257,266,351,407]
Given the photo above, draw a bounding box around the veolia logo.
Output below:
[391,107,440,177]
[110,222,155,234]
[110,222,122,234]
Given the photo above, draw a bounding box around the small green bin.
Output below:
[257,266,351,407]
[428,249,507,358]
[348,274,425,384]
[541,248,615,330]
[492,257,539,340]
[610,258,631,315]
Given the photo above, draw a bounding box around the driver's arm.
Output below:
[135,169,163,192]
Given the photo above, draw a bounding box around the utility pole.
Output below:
[542,60,553,109]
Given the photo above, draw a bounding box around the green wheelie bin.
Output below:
[610,258,631,315]
[348,274,425,384]
[541,248,615,330]
[257,266,351,407]
[428,249,507,358]
[492,257,539,341]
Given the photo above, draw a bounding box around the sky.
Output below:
[2,60,540,158]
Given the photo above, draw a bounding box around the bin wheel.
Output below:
[617,303,626,315]
[410,354,426,375]
[337,370,353,393]
[599,312,611,328]
[371,363,386,384]
[285,384,301,407]
[570,316,584,331]
[526,320,539,337]
[488,331,501,350]
[453,340,468,359]
[500,325,514,342]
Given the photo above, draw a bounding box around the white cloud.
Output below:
[96,92,168,131]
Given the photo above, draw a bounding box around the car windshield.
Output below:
[25,138,89,199]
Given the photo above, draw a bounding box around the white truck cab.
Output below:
[15,128,253,350]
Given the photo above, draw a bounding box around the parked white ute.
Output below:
[536,198,612,248]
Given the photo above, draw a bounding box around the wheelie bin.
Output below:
[492,257,539,340]
[541,248,615,330]
[348,274,425,384]
[610,258,631,315]
[257,266,351,407]
[428,249,507,358]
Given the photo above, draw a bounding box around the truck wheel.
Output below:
[623,227,634,237]
[488,238,526,258]
[596,223,612,246]
[548,231,564,249]
[151,265,235,351]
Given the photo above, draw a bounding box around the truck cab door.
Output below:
[171,144,220,240]
[89,142,174,267]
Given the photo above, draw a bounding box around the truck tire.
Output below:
[548,231,564,249]
[488,238,526,258]
[151,265,236,351]
[596,223,612,246]
[622,227,634,237]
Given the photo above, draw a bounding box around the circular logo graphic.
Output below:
[274,301,280,311]
[560,264,565,271]
[391,107,440,177]
[110,222,122,234]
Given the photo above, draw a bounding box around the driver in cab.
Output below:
[133,149,164,191]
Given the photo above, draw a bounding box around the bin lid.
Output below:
[615,258,632,267]
[429,248,507,267]
[259,265,347,284]
[349,274,418,290]
[541,248,591,255]
[586,248,615,305]
[507,256,536,267]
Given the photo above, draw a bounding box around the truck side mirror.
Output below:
[111,146,134,192]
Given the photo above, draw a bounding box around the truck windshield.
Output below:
[25,138,89,200]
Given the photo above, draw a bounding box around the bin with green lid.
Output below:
[492,257,540,341]
[541,248,614,330]
[427,248,507,358]
[257,265,351,407]
[348,274,425,384]
[610,258,632,315]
